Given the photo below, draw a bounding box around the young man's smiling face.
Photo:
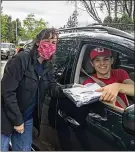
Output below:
[91,56,113,76]
[90,48,113,78]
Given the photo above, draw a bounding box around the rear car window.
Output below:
[1,43,10,48]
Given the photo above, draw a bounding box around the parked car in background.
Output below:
[1,43,16,59]
[16,40,33,54]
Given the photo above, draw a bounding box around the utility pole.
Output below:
[75,0,77,27]
[75,0,77,12]
[15,19,18,45]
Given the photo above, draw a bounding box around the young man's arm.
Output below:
[96,68,134,103]
[118,79,134,96]
[96,79,134,103]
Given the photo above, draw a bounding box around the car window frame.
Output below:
[53,37,81,84]
[71,38,134,113]
[54,37,134,151]
[67,38,134,150]
[1,43,10,48]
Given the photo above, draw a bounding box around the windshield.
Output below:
[1,43,10,48]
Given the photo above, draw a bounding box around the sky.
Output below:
[2,1,106,28]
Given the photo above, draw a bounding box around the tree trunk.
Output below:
[129,0,133,18]
[123,5,126,14]
[114,0,118,18]
[133,2,134,19]
[107,1,111,17]
[81,0,102,23]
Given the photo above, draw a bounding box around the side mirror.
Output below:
[122,104,135,135]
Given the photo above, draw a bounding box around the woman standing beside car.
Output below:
[1,28,73,151]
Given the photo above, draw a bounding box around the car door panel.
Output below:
[58,86,134,150]
[58,100,120,150]
[59,100,126,150]
[85,103,125,150]
[85,123,120,150]
[106,108,135,150]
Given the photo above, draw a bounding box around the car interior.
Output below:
[74,44,134,112]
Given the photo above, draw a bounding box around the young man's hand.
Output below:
[14,123,24,134]
[95,83,120,104]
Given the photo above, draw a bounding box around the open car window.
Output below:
[73,41,134,112]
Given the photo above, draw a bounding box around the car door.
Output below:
[85,102,125,151]
[48,37,81,123]
[32,38,81,151]
[83,43,135,150]
[56,38,134,150]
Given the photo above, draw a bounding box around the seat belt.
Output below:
[81,68,127,109]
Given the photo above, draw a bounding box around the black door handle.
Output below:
[58,110,80,126]
[88,112,107,121]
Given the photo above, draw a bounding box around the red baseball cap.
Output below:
[90,48,112,60]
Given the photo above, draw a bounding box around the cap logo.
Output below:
[94,48,104,52]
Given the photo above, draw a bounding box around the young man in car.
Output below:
[83,47,134,109]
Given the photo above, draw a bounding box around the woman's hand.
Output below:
[14,123,24,134]
[95,83,120,104]
[72,83,84,88]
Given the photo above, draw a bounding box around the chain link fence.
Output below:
[96,23,134,35]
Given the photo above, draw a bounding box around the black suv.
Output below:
[31,25,135,151]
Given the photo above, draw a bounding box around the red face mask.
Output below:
[37,40,56,60]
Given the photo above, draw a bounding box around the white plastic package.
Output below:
[63,83,102,107]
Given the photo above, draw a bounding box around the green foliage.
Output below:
[112,17,120,23]
[1,14,9,41]
[103,14,134,24]
[103,16,113,24]
[118,14,133,24]
[1,13,48,43]
[103,14,134,31]
[23,13,47,40]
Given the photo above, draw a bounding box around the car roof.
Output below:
[59,31,134,51]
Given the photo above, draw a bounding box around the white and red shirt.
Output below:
[83,69,129,108]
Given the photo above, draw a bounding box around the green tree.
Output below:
[100,0,134,19]
[1,13,48,43]
[1,14,9,42]
[15,18,26,43]
[119,0,134,19]
[11,20,17,43]
[103,16,113,24]
[7,16,12,41]
[23,13,47,40]
[67,0,102,23]
[66,10,79,28]
[118,14,133,24]
[68,0,134,24]
[1,14,18,43]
